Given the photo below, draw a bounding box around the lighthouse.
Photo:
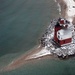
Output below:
[40,17,75,58]
[54,18,72,46]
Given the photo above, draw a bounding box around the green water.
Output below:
[0,0,75,75]
[1,58,75,75]
[0,0,58,56]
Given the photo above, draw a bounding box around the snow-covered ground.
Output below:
[63,0,75,22]
[54,0,61,15]
[57,2,61,15]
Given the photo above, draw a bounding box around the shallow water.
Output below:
[1,57,75,75]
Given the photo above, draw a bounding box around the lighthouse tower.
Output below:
[54,18,72,46]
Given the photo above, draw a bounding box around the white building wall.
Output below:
[57,29,72,40]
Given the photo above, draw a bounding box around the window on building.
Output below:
[58,36,60,39]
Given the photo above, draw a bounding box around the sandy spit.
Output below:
[0,45,53,72]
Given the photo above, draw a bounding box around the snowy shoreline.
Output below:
[63,0,75,22]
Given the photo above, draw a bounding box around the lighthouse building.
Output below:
[54,18,72,46]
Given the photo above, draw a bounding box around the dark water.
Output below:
[0,0,75,75]
[0,0,58,57]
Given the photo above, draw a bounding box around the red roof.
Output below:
[59,19,65,24]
